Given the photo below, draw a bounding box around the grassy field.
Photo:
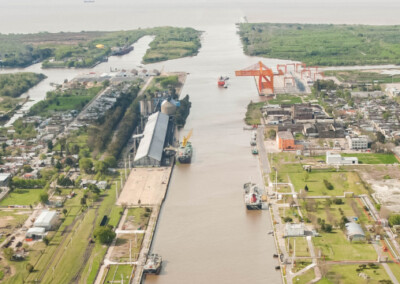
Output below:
[268,94,302,105]
[387,263,400,281]
[286,237,310,258]
[293,268,315,283]
[127,207,152,230]
[0,189,41,206]
[245,101,264,125]
[322,264,392,283]
[103,265,134,283]
[22,178,123,283]
[29,86,102,117]
[315,153,398,164]
[342,153,398,164]
[238,23,400,66]
[313,231,377,261]
[290,170,367,196]
[325,70,400,84]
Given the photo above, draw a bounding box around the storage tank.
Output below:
[161,100,177,115]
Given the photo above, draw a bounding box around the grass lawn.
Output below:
[80,181,124,283]
[127,207,152,229]
[245,101,264,125]
[293,268,315,283]
[0,189,42,206]
[286,237,310,258]
[387,263,400,281]
[324,264,392,283]
[268,94,302,105]
[103,265,134,283]
[324,70,400,84]
[290,170,367,196]
[313,231,377,261]
[342,153,398,164]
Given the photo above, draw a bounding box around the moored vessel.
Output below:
[143,253,162,275]
[243,182,262,210]
[176,129,193,164]
[177,141,192,163]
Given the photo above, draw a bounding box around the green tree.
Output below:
[55,160,62,171]
[88,183,100,194]
[23,164,33,173]
[47,140,53,152]
[79,158,93,174]
[43,236,50,246]
[94,226,116,244]
[65,157,74,167]
[376,131,386,144]
[104,156,117,168]
[39,192,49,204]
[26,263,34,273]
[388,214,400,226]
[80,197,87,206]
[94,161,108,174]
[3,247,14,260]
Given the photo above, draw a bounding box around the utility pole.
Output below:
[130,239,132,263]
[275,169,278,199]
[115,181,118,202]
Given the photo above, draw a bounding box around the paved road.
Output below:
[257,125,271,174]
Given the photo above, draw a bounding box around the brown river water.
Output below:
[1,1,400,283]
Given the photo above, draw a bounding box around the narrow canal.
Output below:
[144,24,282,283]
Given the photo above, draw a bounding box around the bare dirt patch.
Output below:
[356,165,400,212]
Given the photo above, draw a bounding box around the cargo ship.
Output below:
[218,76,229,87]
[176,129,193,164]
[243,182,262,210]
[111,45,134,56]
[143,253,162,275]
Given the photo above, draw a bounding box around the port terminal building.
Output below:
[134,112,174,167]
[326,152,358,165]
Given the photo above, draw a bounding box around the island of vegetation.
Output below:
[0,27,201,68]
[238,23,400,66]
[0,72,46,119]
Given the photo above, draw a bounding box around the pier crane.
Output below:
[182,129,192,147]
[235,61,284,94]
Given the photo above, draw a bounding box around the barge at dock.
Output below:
[144,253,162,275]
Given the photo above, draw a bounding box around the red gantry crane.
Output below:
[235,61,284,94]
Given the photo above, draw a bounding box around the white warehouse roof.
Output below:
[345,222,365,237]
[134,112,169,163]
[34,210,57,227]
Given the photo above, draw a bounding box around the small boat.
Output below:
[252,147,258,155]
[250,138,256,146]
[143,253,162,275]
[243,182,262,210]
[218,76,229,87]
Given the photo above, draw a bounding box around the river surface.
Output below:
[1,1,400,283]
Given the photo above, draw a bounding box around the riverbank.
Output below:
[95,164,175,284]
